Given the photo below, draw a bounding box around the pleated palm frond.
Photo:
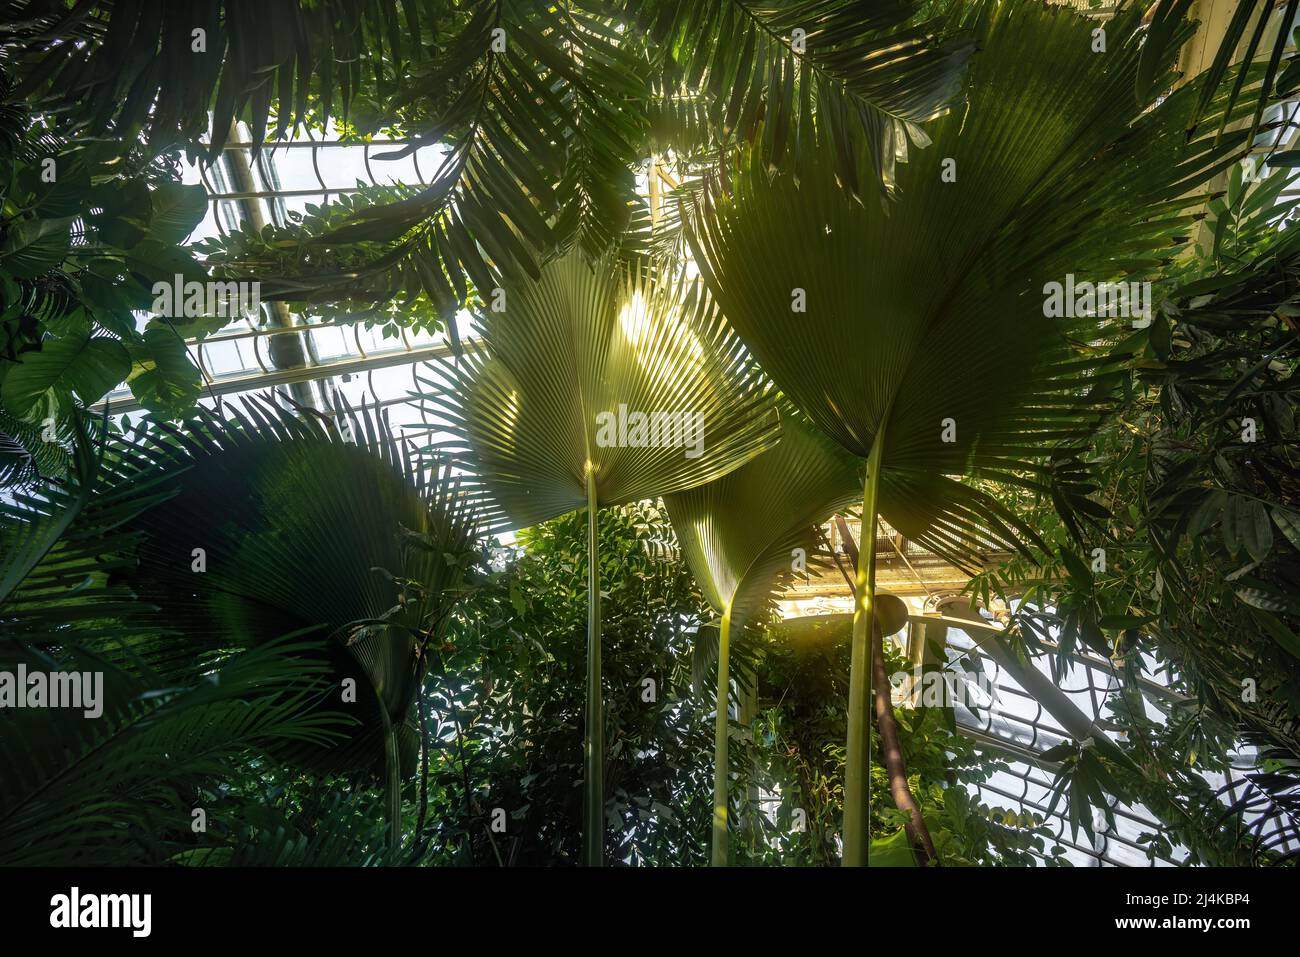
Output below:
[418,250,782,528]
[689,0,1255,541]
[688,0,1260,864]
[662,408,858,865]
[95,396,484,779]
[0,400,475,863]
[416,247,779,865]
[664,408,858,634]
[875,471,1050,571]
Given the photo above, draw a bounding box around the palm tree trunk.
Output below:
[710,605,733,866]
[870,620,937,865]
[842,432,884,866]
[583,469,604,866]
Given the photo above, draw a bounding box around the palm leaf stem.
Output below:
[710,603,734,866]
[843,429,884,866]
[379,704,401,852]
[583,465,605,867]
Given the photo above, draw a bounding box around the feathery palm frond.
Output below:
[0,2,653,318]
[0,631,348,866]
[0,410,177,628]
[173,789,412,867]
[1141,0,1300,144]
[1213,743,1300,865]
[0,0,444,155]
[626,0,974,201]
[204,0,973,320]
[283,1,654,311]
[0,410,72,491]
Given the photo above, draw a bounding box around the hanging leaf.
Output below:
[1271,506,1300,553]
[146,182,209,244]
[1246,606,1300,661]
[1241,498,1273,563]
[1,331,130,417]
[124,328,204,417]
[0,214,73,278]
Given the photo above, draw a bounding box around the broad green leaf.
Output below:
[125,328,203,417]
[1187,488,1226,537]
[0,215,73,278]
[868,827,919,867]
[146,182,209,243]
[1,332,130,417]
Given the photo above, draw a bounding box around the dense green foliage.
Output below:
[3,0,1300,868]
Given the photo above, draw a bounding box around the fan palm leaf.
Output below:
[688,0,1257,864]
[418,249,780,863]
[0,417,357,864]
[98,398,483,846]
[2,399,480,861]
[662,409,860,864]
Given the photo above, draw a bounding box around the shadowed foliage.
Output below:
[688,0,1261,863]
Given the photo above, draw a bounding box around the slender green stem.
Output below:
[741,673,760,852]
[379,705,401,852]
[710,605,733,866]
[843,431,884,866]
[583,467,604,867]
